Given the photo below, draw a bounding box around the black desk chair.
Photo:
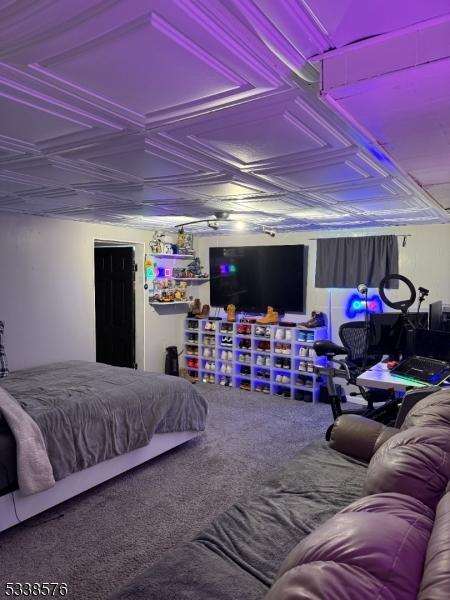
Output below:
[338,321,391,412]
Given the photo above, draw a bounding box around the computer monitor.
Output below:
[414,329,450,361]
[368,312,428,357]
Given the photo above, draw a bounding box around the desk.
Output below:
[357,361,429,392]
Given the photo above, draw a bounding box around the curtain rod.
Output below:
[308,234,412,241]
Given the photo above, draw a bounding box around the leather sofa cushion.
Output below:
[265,492,433,600]
[401,389,450,430]
[419,492,450,599]
[364,426,450,510]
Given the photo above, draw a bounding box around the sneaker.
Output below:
[307,332,315,342]
[283,359,291,370]
[304,377,313,387]
[308,349,316,358]
[282,344,291,355]
[262,385,270,394]
[296,376,305,386]
[221,350,227,360]
[209,374,215,383]
[274,343,282,354]
[255,384,263,393]
[202,375,208,383]
[255,325,265,337]
[282,375,290,384]
[297,331,307,342]
[298,361,307,371]
[299,311,325,329]
[226,364,233,375]
[204,321,212,331]
[285,329,292,342]
[219,376,226,386]
[275,374,282,383]
[275,328,284,341]
[256,355,263,366]
[299,347,307,357]
[238,353,244,363]
[275,357,283,368]
[307,362,314,373]
[265,356,271,367]
[256,369,265,379]
[210,322,216,331]
[227,351,232,361]
[245,354,251,364]
[205,361,210,371]
[265,326,271,337]
[220,363,226,374]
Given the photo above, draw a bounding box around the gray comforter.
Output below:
[1,361,208,493]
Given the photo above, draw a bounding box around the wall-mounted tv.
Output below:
[209,245,306,313]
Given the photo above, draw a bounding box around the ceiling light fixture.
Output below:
[207,221,219,230]
[263,227,276,238]
[234,220,246,231]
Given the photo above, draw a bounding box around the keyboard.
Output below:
[391,355,450,385]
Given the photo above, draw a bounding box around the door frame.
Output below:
[93,239,145,369]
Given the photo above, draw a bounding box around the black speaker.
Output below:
[165,346,179,376]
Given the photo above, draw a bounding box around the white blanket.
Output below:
[0,386,55,495]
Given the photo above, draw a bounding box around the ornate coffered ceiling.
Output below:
[0,0,448,233]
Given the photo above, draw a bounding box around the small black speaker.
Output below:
[165,346,179,376]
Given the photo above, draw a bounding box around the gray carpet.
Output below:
[0,385,336,600]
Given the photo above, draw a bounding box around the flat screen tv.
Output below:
[209,245,306,313]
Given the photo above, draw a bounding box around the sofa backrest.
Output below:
[418,491,450,599]
[401,388,450,431]
[364,425,450,510]
[265,492,433,600]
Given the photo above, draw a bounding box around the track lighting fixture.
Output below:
[207,221,219,230]
[263,227,276,238]
[178,225,185,235]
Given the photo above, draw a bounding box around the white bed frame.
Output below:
[0,431,199,533]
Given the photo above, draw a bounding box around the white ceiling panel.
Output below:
[0,1,448,231]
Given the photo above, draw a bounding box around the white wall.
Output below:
[0,214,186,372]
[1,214,448,373]
[197,223,450,341]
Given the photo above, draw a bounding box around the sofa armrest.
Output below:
[329,414,398,462]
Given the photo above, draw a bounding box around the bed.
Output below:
[0,361,208,532]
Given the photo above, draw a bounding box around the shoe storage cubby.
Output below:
[183,319,328,400]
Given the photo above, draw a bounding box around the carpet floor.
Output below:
[0,384,336,600]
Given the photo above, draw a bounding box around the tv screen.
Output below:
[209,245,306,313]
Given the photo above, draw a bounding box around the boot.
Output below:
[190,298,202,317]
[256,306,279,324]
[196,304,210,319]
[299,311,325,328]
[226,304,236,322]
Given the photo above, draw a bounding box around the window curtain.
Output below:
[315,235,399,288]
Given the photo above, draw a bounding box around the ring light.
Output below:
[379,273,416,313]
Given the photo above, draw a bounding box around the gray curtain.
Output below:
[315,235,399,288]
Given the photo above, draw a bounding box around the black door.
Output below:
[95,247,135,368]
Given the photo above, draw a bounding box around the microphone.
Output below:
[357,283,368,295]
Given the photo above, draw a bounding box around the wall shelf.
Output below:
[152,253,194,259]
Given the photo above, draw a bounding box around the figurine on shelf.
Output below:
[177,230,194,255]
[163,242,174,255]
[186,257,209,278]
[149,231,165,254]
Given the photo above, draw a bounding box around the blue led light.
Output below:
[346,293,383,318]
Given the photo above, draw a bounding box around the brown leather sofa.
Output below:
[266,387,450,599]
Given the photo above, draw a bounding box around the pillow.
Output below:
[364,426,450,510]
[265,492,433,600]
[0,321,8,378]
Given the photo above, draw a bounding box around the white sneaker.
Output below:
[282,375,290,384]
[211,322,216,331]
[275,374,282,383]
[220,363,226,373]
[221,350,227,360]
[285,329,292,342]
[211,348,216,358]
[255,326,264,336]
[238,353,244,363]
[226,364,233,374]
[274,344,281,354]
[227,351,233,361]
[265,326,271,337]
[265,356,271,367]
[203,348,211,358]
[298,361,306,371]
[211,362,216,371]
[283,345,291,355]
[308,349,316,358]
[275,328,284,341]
[256,355,263,366]
[307,362,314,373]
[205,322,212,331]
[205,361,210,371]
